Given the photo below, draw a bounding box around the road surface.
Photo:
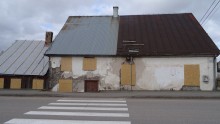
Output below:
[0,96,220,124]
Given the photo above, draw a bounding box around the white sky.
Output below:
[0,0,219,54]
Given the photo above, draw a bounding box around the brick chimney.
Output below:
[45,31,53,46]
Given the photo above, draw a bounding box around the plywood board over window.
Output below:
[83,57,97,71]
[184,64,200,86]
[10,78,21,89]
[32,79,44,90]
[0,78,4,88]
[121,63,136,86]
[61,57,72,71]
[59,79,72,92]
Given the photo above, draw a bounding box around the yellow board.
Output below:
[184,64,200,86]
[121,63,136,86]
[0,78,4,88]
[61,57,72,71]
[59,79,72,92]
[83,57,97,71]
[32,79,44,90]
[10,79,21,89]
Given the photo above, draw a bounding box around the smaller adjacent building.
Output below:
[0,32,53,90]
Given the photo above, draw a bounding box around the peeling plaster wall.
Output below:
[134,57,215,91]
[50,57,124,92]
[51,57,61,68]
[50,56,215,91]
[72,57,124,91]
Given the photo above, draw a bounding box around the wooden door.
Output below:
[85,80,98,92]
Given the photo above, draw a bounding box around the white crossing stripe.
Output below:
[25,111,129,117]
[4,118,131,124]
[39,106,128,111]
[49,102,127,106]
[57,99,126,103]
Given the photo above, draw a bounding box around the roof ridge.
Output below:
[67,13,193,17]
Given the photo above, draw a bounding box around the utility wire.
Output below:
[200,0,217,23]
[203,2,220,26]
[201,0,220,25]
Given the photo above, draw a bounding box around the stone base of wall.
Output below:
[182,86,200,91]
[49,67,61,89]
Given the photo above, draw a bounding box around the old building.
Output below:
[45,7,219,92]
[0,32,53,90]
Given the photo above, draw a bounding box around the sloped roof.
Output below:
[0,40,49,76]
[117,13,219,56]
[45,16,119,56]
[46,13,219,57]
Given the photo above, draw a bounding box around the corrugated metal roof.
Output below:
[46,13,219,57]
[0,40,49,76]
[117,13,219,56]
[45,16,119,56]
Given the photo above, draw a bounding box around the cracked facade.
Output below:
[49,57,216,92]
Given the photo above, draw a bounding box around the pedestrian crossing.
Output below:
[38,106,128,111]
[5,118,130,124]
[49,102,127,106]
[4,98,131,124]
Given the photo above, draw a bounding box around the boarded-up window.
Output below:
[32,79,44,90]
[184,64,200,86]
[59,79,72,92]
[83,57,97,71]
[0,78,4,88]
[61,57,72,71]
[121,63,136,86]
[10,78,21,89]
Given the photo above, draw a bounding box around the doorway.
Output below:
[85,80,98,92]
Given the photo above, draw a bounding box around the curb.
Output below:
[1,90,220,99]
[1,93,220,99]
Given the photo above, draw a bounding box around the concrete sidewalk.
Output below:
[1,89,220,99]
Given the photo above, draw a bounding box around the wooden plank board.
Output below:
[32,79,44,90]
[59,79,72,92]
[83,58,97,71]
[121,64,136,86]
[184,64,200,86]
[61,57,72,71]
[10,78,21,89]
[0,78,4,88]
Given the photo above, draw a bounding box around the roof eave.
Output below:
[45,53,219,57]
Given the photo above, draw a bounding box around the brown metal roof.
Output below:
[117,13,219,56]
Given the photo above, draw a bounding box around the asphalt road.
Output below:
[0,97,220,124]
[128,98,220,124]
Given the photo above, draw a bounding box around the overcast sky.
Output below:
[0,0,220,53]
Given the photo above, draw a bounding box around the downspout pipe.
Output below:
[130,56,133,91]
[213,57,217,90]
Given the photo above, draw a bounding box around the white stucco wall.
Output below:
[50,56,216,91]
[135,57,215,91]
[50,57,61,68]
